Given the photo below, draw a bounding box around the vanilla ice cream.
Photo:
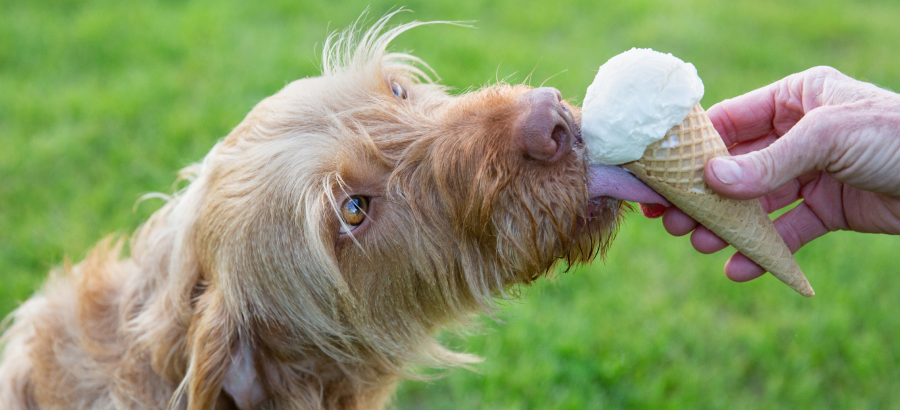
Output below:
[582,48,704,165]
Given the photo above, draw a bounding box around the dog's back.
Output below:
[1,294,42,409]
[0,241,177,409]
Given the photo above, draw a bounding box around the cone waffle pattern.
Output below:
[623,104,814,297]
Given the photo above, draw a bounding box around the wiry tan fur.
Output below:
[0,12,622,410]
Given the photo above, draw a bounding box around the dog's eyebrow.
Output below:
[382,53,437,84]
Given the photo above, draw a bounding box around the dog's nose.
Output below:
[516,87,576,162]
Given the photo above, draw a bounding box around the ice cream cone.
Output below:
[622,104,814,297]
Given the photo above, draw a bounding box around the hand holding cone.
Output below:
[622,104,814,297]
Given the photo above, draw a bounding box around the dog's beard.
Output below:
[455,155,621,289]
[378,122,621,306]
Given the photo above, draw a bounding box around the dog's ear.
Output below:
[169,289,235,410]
[222,335,265,409]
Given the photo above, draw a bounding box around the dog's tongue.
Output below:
[588,164,670,205]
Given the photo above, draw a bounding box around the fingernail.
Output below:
[711,158,743,185]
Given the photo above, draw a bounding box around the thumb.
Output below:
[704,114,829,200]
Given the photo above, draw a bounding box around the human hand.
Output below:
[650,66,900,282]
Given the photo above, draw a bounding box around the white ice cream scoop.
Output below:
[582,48,704,165]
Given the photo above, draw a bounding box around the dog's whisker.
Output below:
[538,68,569,88]
[523,57,543,87]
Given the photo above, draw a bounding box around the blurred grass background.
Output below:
[2,0,900,408]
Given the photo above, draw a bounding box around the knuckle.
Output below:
[802,106,833,128]
[804,106,846,146]
[806,65,844,79]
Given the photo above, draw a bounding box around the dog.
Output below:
[0,12,665,410]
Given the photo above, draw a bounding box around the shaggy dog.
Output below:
[0,13,664,410]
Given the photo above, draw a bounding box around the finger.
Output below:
[722,132,802,212]
[724,252,765,282]
[690,225,728,254]
[724,200,829,282]
[662,207,698,236]
[708,66,843,147]
[707,84,781,147]
[726,131,778,156]
[758,179,801,213]
[726,133,802,213]
[770,200,830,252]
[796,170,822,186]
[704,108,837,200]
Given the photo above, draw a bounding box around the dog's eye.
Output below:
[390,81,407,100]
[339,196,369,233]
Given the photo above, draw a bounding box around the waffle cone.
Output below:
[622,104,814,297]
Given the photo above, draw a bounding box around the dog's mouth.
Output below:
[563,99,666,214]
[586,163,669,211]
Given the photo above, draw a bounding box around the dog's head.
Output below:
[166,12,663,407]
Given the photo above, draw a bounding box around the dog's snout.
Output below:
[516,87,575,162]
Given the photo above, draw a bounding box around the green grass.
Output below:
[3,0,900,408]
